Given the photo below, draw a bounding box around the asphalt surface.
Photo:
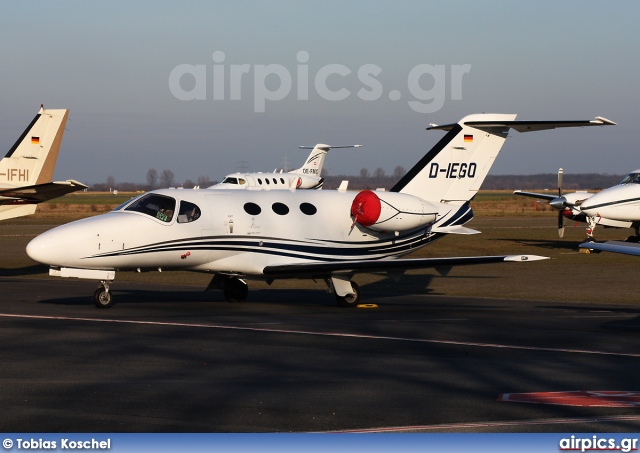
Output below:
[1,277,640,432]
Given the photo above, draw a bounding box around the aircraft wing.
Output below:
[0,180,88,205]
[513,190,558,201]
[579,241,640,257]
[262,254,548,279]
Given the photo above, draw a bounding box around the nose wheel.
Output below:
[94,281,113,308]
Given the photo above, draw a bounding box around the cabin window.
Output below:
[125,193,176,222]
[280,178,285,184]
[299,202,317,215]
[272,202,289,215]
[244,202,262,215]
[177,201,201,223]
[265,179,270,185]
[273,178,277,184]
[257,178,263,185]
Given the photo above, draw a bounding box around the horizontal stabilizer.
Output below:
[428,116,616,132]
[0,180,87,205]
[430,225,480,235]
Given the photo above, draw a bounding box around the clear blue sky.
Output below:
[0,1,637,185]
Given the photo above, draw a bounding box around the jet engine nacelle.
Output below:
[293,175,324,189]
[350,190,438,232]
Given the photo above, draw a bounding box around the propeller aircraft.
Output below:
[0,106,87,220]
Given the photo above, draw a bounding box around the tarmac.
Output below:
[1,276,640,432]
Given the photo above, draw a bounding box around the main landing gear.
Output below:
[94,281,113,308]
[327,276,361,308]
[625,226,640,243]
[206,275,249,303]
[223,276,249,303]
[334,281,361,308]
[206,274,361,307]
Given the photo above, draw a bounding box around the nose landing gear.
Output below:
[94,281,112,308]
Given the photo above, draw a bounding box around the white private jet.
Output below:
[211,144,362,190]
[26,113,614,308]
[0,106,87,220]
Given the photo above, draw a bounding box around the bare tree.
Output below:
[373,167,386,179]
[146,168,158,189]
[359,168,370,178]
[159,169,175,188]
[197,175,212,187]
[393,165,406,180]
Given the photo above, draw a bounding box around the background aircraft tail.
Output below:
[292,144,362,177]
[0,106,69,187]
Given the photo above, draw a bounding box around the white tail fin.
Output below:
[391,113,615,205]
[292,144,362,177]
[0,106,69,187]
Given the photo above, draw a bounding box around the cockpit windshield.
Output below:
[125,193,176,222]
[620,173,640,185]
[112,193,145,211]
[220,177,246,185]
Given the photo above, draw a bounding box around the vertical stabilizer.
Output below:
[290,144,330,177]
[0,107,69,187]
[391,114,516,205]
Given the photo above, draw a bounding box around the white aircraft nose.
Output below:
[26,231,63,265]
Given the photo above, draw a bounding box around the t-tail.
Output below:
[292,144,362,177]
[388,113,615,233]
[392,113,615,204]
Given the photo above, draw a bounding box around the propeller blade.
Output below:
[558,168,563,197]
[558,209,565,238]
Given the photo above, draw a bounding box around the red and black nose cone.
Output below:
[351,190,381,227]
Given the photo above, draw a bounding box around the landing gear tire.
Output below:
[335,281,360,308]
[223,277,248,303]
[94,287,113,308]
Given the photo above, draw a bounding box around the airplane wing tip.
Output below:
[503,255,550,262]
[593,116,617,126]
